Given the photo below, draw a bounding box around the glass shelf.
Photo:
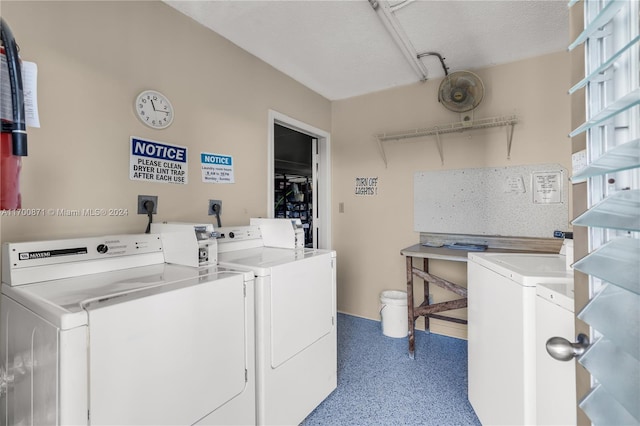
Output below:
[578,283,640,359]
[580,384,639,426]
[571,138,640,182]
[572,238,640,295]
[569,89,640,137]
[568,0,625,51]
[569,35,640,94]
[572,190,640,231]
[578,337,640,422]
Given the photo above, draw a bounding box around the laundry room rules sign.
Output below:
[130,137,188,184]
[201,152,235,184]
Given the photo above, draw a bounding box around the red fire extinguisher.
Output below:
[1,116,22,209]
[1,18,28,210]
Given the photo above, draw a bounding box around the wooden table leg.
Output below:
[423,258,430,331]
[406,255,415,359]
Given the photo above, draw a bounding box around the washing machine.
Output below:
[217,220,337,426]
[0,233,255,426]
[467,252,573,426]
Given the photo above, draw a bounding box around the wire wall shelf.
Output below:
[375,114,518,166]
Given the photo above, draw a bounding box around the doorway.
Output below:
[268,110,332,250]
[274,124,314,247]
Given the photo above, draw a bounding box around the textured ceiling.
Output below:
[164,0,569,100]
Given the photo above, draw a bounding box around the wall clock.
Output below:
[135,90,174,129]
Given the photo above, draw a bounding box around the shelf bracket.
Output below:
[434,129,444,165]
[506,121,515,159]
[376,135,389,168]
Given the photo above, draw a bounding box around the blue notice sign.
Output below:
[201,152,235,184]
[130,137,188,184]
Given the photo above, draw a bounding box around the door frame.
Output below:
[267,110,332,250]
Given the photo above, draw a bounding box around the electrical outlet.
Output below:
[137,195,158,214]
[208,199,222,215]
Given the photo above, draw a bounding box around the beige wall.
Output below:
[331,51,572,337]
[0,1,330,252]
[2,1,573,341]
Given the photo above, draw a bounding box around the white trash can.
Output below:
[379,290,408,338]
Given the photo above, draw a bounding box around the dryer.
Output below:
[0,233,255,426]
[467,253,573,426]
[217,221,337,426]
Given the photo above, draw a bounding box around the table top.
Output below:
[400,243,533,262]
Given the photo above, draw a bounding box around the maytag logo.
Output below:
[19,251,51,260]
[18,247,88,261]
[30,252,51,259]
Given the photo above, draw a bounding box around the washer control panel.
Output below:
[2,234,164,286]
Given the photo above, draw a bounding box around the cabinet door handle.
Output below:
[546,333,590,361]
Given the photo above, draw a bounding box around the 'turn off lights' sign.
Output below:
[355,177,378,196]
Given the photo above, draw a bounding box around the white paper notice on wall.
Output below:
[201,152,235,184]
[130,137,188,184]
[572,149,588,180]
[0,57,40,128]
[504,175,526,193]
[532,171,563,204]
[355,177,378,196]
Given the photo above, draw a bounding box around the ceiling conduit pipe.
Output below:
[367,0,428,81]
[389,0,416,13]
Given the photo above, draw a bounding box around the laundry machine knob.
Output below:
[229,232,235,239]
[96,244,109,254]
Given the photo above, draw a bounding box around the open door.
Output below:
[273,124,314,248]
[268,110,331,250]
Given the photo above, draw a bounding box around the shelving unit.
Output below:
[375,114,518,166]
[274,174,313,247]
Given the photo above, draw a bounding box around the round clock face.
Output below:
[135,90,174,129]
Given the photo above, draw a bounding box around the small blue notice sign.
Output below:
[201,152,235,184]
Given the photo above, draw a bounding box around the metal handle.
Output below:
[546,333,590,361]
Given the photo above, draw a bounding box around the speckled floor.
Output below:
[301,313,481,426]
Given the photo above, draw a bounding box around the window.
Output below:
[568,0,639,424]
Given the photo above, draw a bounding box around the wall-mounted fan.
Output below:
[438,71,484,122]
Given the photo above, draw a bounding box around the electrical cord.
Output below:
[144,200,154,234]
[417,51,449,76]
[212,203,221,228]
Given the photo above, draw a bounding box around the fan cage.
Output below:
[438,71,485,113]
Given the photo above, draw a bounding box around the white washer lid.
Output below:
[218,246,333,276]
[536,282,575,312]
[468,252,573,286]
[1,264,246,329]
